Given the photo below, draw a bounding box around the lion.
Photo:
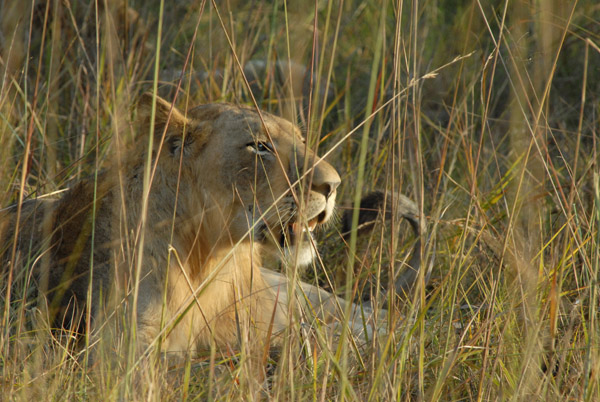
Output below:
[0,93,425,358]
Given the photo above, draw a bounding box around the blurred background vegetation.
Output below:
[1,0,599,399]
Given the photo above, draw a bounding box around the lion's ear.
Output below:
[137,93,200,157]
[137,92,189,129]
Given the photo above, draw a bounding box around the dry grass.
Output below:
[1,0,599,400]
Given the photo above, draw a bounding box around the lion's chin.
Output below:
[280,242,317,267]
[258,220,318,268]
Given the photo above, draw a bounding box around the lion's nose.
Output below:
[295,147,341,200]
[313,179,340,200]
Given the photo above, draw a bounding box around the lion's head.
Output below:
[135,94,340,267]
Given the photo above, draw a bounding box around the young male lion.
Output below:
[0,94,424,357]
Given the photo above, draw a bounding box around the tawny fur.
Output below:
[1,94,386,356]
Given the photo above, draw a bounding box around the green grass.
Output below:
[1,0,599,399]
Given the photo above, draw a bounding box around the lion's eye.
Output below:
[246,141,273,156]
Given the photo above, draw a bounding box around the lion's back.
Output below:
[1,183,116,323]
[1,198,58,267]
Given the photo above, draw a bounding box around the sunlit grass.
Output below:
[1,0,599,399]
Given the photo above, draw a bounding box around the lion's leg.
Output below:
[258,268,384,342]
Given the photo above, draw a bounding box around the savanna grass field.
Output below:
[1,0,599,400]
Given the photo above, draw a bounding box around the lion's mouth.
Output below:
[279,216,320,248]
